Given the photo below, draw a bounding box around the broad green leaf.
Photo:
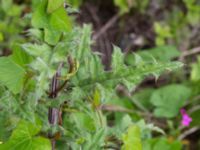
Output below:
[143,138,182,150]
[122,125,142,150]
[0,120,51,150]
[0,57,25,94]
[133,88,154,109]
[135,46,180,62]
[150,84,191,118]
[44,28,61,45]
[32,0,44,10]
[49,6,72,32]
[32,0,49,28]
[32,0,72,33]
[47,0,63,13]
[10,44,32,68]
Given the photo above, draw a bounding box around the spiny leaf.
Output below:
[78,61,183,90]
[74,53,104,84]
[83,128,106,150]
[22,43,51,58]
[112,46,125,73]
[27,28,44,40]
[76,24,92,61]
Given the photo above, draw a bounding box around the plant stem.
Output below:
[48,63,63,150]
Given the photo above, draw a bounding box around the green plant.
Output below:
[0,0,185,150]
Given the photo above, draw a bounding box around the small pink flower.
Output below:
[180,108,192,127]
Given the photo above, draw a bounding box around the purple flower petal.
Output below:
[180,108,192,127]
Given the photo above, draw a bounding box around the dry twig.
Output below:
[178,127,199,140]
[179,46,200,60]
[93,14,119,41]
